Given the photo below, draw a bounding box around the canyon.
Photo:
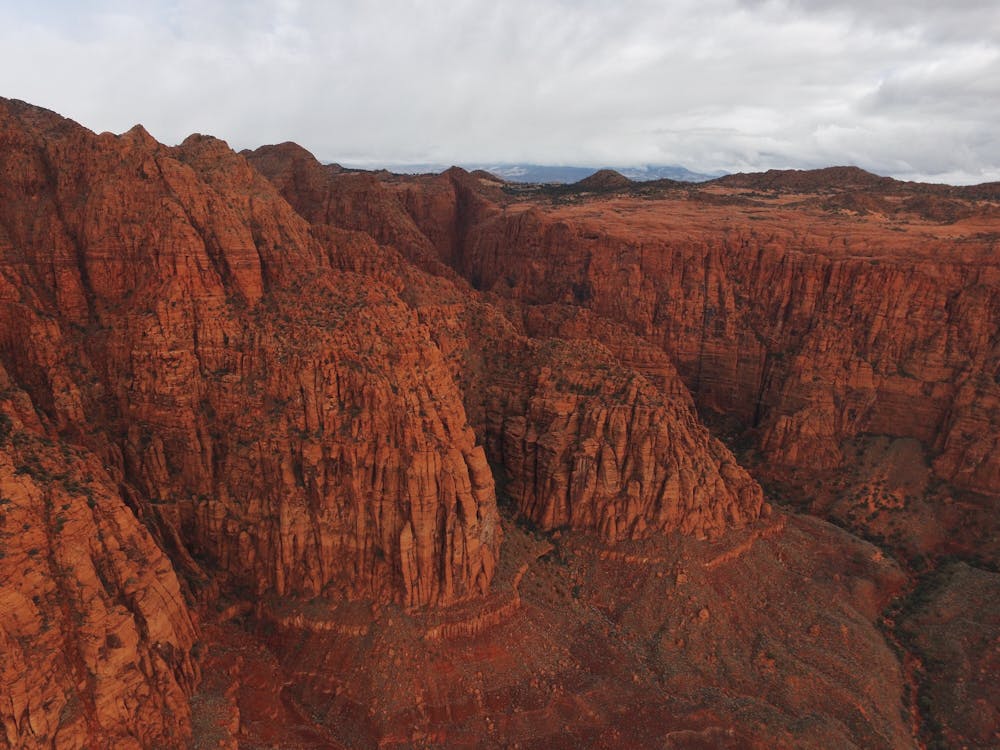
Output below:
[0,98,997,748]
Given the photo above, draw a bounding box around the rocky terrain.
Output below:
[0,98,997,748]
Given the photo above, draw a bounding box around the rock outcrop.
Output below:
[0,373,197,750]
[3,97,998,749]
[445,189,1000,501]
[0,98,500,611]
[488,337,761,540]
[246,146,763,543]
[0,98,505,745]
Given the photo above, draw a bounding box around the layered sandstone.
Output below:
[1,98,761,747]
[266,512,912,749]
[440,182,999,504]
[0,97,499,611]
[0,374,197,750]
[247,146,763,543]
[0,98,505,746]
[488,337,761,540]
[3,97,997,750]
[245,143,472,275]
[259,149,995,550]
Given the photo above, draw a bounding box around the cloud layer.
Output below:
[2,0,998,183]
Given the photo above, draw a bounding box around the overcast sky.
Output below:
[1,0,998,183]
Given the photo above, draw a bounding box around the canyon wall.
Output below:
[246,147,764,542]
[435,189,999,498]
[3,98,996,748]
[0,99,768,747]
[0,98,508,746]
[0,98,500,612]
[0,371,197,749]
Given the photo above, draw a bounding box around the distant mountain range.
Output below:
[477,163,725,183]
[342,162,724,183]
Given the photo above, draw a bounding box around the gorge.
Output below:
[0,98,997,749]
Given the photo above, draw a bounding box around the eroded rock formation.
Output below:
[244,145,764,544]
[1,97,997,748]
[0,372,197,749]
[442,181,1000,504]
[0,99,500,746]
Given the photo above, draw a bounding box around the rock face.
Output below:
[0,99,502,745]
[487,337,761,540]
[251,141,997,539]
[244,142,469,274]
[441,186,1000,502]
[0,97,763,748]
[0,372,198,750]
[3,97,998,749]
[0,98,501,610]
[245,146,763,543]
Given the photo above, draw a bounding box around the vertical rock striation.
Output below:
[245,147,763,542]
[0,98,503,745]
[0,373,197,749]
[446,194,999,497]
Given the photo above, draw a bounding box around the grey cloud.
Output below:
[0,0,997,183]
[743,0,1000,43]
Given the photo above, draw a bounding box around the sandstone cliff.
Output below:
[0,98,500,611]
[486,336,762,540]
[0,98,502,745]
[264,152,996,546]
[0,372,197,749]
[4,97,997,749]
[443,191,1000,503]
[246,146,763,543]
